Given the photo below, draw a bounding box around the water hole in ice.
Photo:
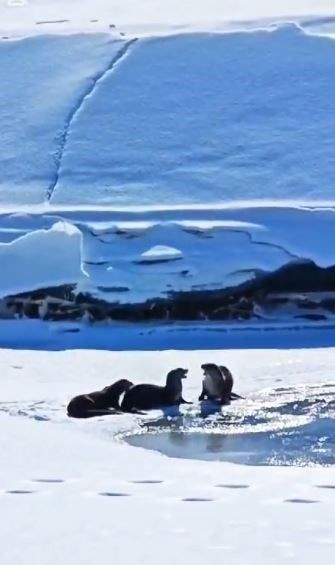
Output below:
[124,384,335,466]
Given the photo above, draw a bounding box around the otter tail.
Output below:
[67,408,121,419]
[230,392,244,400]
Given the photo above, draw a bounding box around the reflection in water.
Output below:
[199,400,223,419]
[124,384,335,467]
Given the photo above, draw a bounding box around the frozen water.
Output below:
[126,384,335,466]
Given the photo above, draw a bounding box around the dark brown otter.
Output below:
[199,363,243,404]
[219,365,243,401]
[67,379,133,418]
[121,368,189,412]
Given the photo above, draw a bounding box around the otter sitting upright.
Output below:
[67,379,133,418]
[199,363,243,404]
[218,365,243,401]
[121,368,189,412]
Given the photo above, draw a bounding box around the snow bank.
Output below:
[2,0,335,37]
[0,221,82,298]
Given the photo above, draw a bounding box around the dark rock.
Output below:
[3,259,335,324]
[0,299,15,319]
[8,285,76,302]
[296,298,320,310]
[97,286,130,293]
[295,314,328,321]
[257,261,335,294]
[261,296,289,306]
[86,306,107,322]
[22,302,39,319]
[46,308,82,321]
[320,299,335,313]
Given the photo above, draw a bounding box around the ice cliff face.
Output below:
[1,208,335,324]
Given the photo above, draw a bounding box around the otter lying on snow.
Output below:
[121,368,190,412]
[199,363,243,405]
[67,379,133,418]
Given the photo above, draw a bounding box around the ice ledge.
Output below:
[2,259,335,324]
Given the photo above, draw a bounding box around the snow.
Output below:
[1,24,335,206]
[138,245,183,263]
[0,221,82,298]
[2,318,335,351]
[0,33,124,204]
[1,343,335,565]
[2,0,335,37]
[0,206,335,305]
[50,26,335,207]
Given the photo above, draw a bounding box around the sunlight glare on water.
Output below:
[124,384,335,466]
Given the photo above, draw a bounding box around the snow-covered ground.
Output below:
[2,345,335,565]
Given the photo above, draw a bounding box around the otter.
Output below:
[67,379,133,418]
[121,368,190,412]
[218,365,243,401]
[199,363,243,404]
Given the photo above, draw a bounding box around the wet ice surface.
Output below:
[125,384,335,466]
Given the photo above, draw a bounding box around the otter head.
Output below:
[103,379,134,402]
[201,363,225,397]
[201,363,223,381]
[166,368,188,394]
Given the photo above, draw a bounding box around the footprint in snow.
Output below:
[99,492,131,497]
[5,490,35,495]
[32,479,65,484]
[182,497,214,502]
[131,480,163,484]
[315,485,335,489]
[216,484,250,489]
[284,498,320,504]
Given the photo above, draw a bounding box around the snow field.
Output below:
[1,346,335,564]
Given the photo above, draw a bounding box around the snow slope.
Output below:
[1,345,335,565]
[0,33,125,204]
[51,27,335,206]
[1,25,335,206]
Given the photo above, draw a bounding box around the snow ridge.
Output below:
[46,37,138,203]
[226,228,300,262]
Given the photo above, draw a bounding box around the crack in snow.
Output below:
[46,37,138,203]
[224,228,300,261]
